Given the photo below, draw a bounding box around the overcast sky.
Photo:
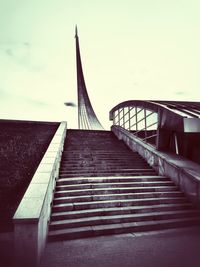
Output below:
[0,0,200,129]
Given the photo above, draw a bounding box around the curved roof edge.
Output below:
[110,100,200,120]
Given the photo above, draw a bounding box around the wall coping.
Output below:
[13,121,67,223]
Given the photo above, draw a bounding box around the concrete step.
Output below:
[61,151,142,155]
[56,176,170,185]
[61,160,147,165]
[60,166,150,171]
[55,181,175,191]
[59,168,154,174]
[64,146,125,149]
[59,172,157,178]
[53,192,184,205]
[61,155,144,159]
[49,210,200,230]
[60,161,148,166]
[60,161,147,166]
[54,186,179,197]
[60,159,148,164]
[61,158,146,163]
[51,203,193,221]
[59,165,150,171]
[48,217,200,241]
[52,197,188,212]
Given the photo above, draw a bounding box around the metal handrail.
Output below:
[142,133,157,141]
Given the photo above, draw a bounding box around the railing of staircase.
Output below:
[110,100,200,160]
[112,105,158,146]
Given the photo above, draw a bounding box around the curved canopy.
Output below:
[110,100,200,132]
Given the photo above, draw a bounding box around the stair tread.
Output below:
[52,203,193,215]
[48,216,200,236]
[51,203,193,218]
[50,209,200,226]
[57,175,167,182]
[56,182,174,190]
[54,191,183,201]
[60,168,153,172]
[59,174,157,178]
[55,186,178,194]
[53,197,188,208]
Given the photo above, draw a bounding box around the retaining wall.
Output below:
[13,121,67,267]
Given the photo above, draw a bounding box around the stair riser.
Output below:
[61,152,143,155]
[63,148,137,150]
[54,187,178,197]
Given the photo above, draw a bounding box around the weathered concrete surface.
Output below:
[112,125,200,206]
[13,121,67,267]
[39,226,200,267]
[0,232,14,267]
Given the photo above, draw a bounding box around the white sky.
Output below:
[0,0,200,129]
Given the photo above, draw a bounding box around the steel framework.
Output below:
[110,100,200,152]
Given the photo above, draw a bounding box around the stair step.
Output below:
[51,203,193,221]
[52,197,189,212]
[61,154,144,158]
[48,217,200,241]
[61,158,147,162]
[60,164,150,171]
[60,168,154,175]
[49,210,200,230]
[56,181,175,191]
[60,161,148,165]
[56,176,170,185]
[54,186,178,197]
[61,157,145,161]
[62,152,143,154]
[53,192,185,205]
[59,172,156,178]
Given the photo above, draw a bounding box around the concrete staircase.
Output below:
[48,130,200,241]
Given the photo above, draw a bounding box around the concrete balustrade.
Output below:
[13,121,67,267]
[112,125,200,205]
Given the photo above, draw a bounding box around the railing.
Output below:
[110,100,200,163]
[112,124,200,206]
[112,105,158,146]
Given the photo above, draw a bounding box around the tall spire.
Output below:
[75,26,104,130]
[75,25,78,38]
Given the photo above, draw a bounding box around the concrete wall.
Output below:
[112,125,200,206]
[13,121,67,267]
